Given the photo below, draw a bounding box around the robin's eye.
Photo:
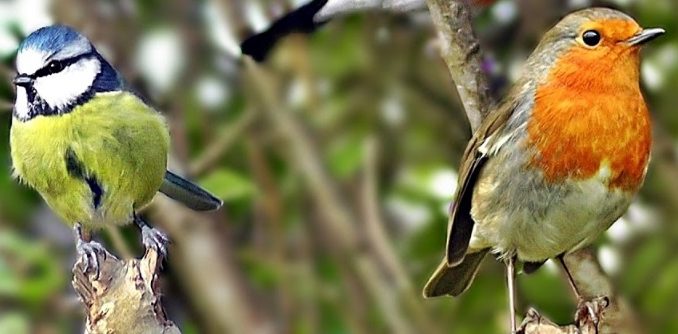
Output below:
[582,30,601,47]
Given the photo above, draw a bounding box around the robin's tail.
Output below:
[423,249,489,297]
[241,0,329,62]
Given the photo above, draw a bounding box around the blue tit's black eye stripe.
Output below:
[31,51,96,78]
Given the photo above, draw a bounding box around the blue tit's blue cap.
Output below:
[19,25,92,55]
[16,24,123,93]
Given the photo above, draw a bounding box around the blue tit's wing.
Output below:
[160,171,223,211]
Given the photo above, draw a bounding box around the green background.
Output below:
[0,0,677,333]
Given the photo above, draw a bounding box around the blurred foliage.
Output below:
[199,168,257,201]
[0,0,677,333]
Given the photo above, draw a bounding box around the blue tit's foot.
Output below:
[134,215,170,258]
[141,225,170,258]
[73,224,109,280]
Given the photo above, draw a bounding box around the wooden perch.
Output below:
[518,296,610,334]
[423,0,637,332]
[72,247,180,334]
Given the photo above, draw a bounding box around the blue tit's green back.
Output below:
[10,91,169,228]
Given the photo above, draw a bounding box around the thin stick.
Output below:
[506,256,517,334]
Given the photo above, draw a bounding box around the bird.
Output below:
[10,25,223,277]
[421,8,663,333]
[240,0,497,62]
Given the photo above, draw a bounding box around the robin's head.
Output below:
[523,8,660,191]
[524,8,664,87]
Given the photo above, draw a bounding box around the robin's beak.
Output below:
[627,28,665,46]
[12,75,33,87]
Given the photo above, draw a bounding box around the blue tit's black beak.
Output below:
[13,75,33,87]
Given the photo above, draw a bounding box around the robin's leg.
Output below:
[133,213,170,258]
[74,223,111,279]
[557,255,609,331]
[506,255,518,334]
[557,255,582,299]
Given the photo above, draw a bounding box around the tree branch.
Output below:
[423,0,634,332]
[72,249,181,334]
[424,0,492,132]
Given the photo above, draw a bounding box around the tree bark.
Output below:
[72,248,181,334]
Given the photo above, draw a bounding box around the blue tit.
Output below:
[10,25,222,275]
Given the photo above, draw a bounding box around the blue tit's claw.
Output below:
[76,239,107,280]
[141,225,170,259]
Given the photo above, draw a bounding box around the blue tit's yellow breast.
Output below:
[10,91,170,227]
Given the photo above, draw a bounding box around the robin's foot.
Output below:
[517,308,541,334]
[575,296,609,331]
[73,224,112,280]
[134,215,170,258]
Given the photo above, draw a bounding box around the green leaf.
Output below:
[0,232,64,305]
[0,257,20,295]
[0,312,29,334]
[327,135,364,178]
[240,252,281,289]
[199,169,256,201]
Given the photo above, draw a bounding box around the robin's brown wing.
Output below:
[445,100,516,266]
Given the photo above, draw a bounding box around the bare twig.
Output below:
[361,138,410,289]
[243,58,429,334]
[424,0,492,132]
[360,138,439,333]
[149,194,276,334]
[189,109,258,176]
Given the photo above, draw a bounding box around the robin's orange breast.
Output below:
[526,44,652,192]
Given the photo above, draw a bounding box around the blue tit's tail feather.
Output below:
[240,0,328,62]
[160,171,222,211]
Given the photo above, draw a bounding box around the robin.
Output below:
[422,7,663,333]
[240,0,497,62]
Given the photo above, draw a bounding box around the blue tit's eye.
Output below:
[582,30,601,47]
[35,60,67,77]
[46,61,65,74]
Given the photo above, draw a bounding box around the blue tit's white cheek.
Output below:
[34,58,101,110]
[13,87,30,120]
